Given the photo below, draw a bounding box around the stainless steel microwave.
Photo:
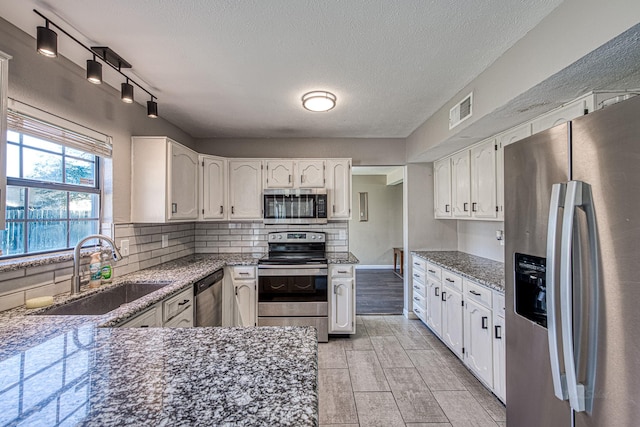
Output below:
[263,189,328,224]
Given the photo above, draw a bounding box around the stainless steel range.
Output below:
[258,231,328,342]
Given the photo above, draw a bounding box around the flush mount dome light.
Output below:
[302,91,336,112]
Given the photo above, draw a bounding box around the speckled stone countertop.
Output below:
[411,251,505,292]
[326,252,359,264]
[0,253,319,426]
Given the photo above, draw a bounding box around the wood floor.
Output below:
[319,315,506,426]
[356,269,404,315]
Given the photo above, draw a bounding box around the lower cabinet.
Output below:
[329,265,356,334]
[492,293,506,402]
[230,266,257,327]
[426,278,442,337]
[463,279,494,388]
[118,286,194,328]
[441,283,463,358]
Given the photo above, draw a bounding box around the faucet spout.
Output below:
[70,234,123,295]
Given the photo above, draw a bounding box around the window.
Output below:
[1,104,110,257]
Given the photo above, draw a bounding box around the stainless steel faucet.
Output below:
[71,234,123,295]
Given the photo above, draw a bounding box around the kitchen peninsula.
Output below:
[0,254,321,426]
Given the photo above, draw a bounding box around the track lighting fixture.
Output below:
[86,55,102,84]
[33,9,158,118]
[36,20,57,57]
[147,96,158,118]
[121,79,134,104]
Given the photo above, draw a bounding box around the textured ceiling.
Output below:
[0,0,563,138]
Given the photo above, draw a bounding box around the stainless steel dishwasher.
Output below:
[194,268,224,327]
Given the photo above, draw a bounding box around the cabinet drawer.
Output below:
[442,271,463,292]
[119,306,160,328]
[232,266,256,280]
[164,306,194,327]
[330,265,354,278]
[493,292,505,318]
[412,281,426,298]
[413,303,427,322]
[463,279,492,309]
[412,292,427,310]
[426,263,442,281]
[163,287,193,322]
[411,256,426,272]
[412,268,426,284]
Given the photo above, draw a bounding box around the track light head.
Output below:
[121,80,134,103]
[147,97,158,118]
[36,22,57,57]
[86,56,102,84]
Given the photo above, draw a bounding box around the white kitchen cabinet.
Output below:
[411,256,428,322]
[164,306,194,327]
[426,277,443,337]
[492,292,506,402]
[329,265,356,334]
[131,137,199,222]
[451,150,471,218]
[496,123,531,219]
[470,139,497,219]
[327,159,352,219]
[230,266,257,327]
[200,155,227,220]
[118,305,162,328]
[531,97,589,134]
[434,158,452,218]
[264,160,295,189]
[163,287,193,324]
[298,160,325,188]
[228,160,263,219]
[463,279,494,388]
[442,282,464,358]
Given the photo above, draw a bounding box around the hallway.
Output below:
[356,269,404,315]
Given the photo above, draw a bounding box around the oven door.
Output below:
[258,266,328,303]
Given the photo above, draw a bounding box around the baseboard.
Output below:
[355,264,394,270]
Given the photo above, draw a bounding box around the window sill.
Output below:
[0,250,94,273]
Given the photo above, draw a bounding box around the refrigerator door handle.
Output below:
[560,180,600,413]
[546,182,568,401]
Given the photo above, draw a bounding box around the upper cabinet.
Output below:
[469,140,497,219]
[451,151,471,218]
[228,160,263,219]
[433,158,452,218]
[264,159,325,189]
[327,159,352,219]
[200,155,227,220]
[131,137,199,223]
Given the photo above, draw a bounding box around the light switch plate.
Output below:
[120,239,129,257]
[162,234,169,248]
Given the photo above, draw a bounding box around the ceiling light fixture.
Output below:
[121,78,134,103]
[33,9,158,118]
[86,55,102,84]
[302,91,337,112]
[36,19,57,57]
[147,96,158,118]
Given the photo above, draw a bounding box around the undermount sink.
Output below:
[34,282,171,316]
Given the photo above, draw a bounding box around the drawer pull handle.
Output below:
[472,202,478,212]
[495,325,502,339]
[434,286,440,297]
[338,270,348,274]
[414,262,420,266]
[445,278,455,282]
[239,272,250,275]
[413,297,420,301]
[428,269,436,273]
[441,291,447,302]
[140,325,150,328]
[271,284,286,289]
[445,204,450,213]
[413,273,420,278]
[413,285,419,290]
[482,316,488,329]
[415,307,421,314]
[469,290,481,296]
[463,202,469,212]
[178,299,190,306]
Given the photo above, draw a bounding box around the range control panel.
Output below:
[267,232,326,243]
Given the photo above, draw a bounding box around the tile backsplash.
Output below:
[0,220,349,312]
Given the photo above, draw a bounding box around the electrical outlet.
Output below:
[120,239,130,257]
[162,234,169,248]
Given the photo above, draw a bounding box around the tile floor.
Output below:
[318,315,506,427]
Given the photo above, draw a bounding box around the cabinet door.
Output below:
[168,142,199,220]
[451,151,471,218]
[442,286,463,358]
[201,156,226,220]
[234,280,256,327]
[330,278,355,333]
[463,298,493,387]
[228,160,263,219]
[164,306,194,327]
[493,314,506,402]
[434,158,452,218]
[496,124,531,219]
[531,97,588,134]
[327,160,351,219]
[426,279,442,337]
[118,305,162,328]
[299,160,325,188]
[470,140,497,219]
[265,160,294,189]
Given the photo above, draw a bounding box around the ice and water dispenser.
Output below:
[514,253,548,328]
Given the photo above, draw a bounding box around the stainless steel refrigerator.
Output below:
[504,94,640,426]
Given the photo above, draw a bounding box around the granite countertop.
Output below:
[0,253,319,426]
[326,251,359,264]
[411,251,505,292]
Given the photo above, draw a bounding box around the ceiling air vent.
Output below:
[449,92,473,129]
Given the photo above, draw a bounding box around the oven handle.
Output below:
[258,267,328,276]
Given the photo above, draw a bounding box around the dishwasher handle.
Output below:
[195,268,225,295]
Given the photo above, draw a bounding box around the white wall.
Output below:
[457,221,504,262]
[348,175,402,266]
